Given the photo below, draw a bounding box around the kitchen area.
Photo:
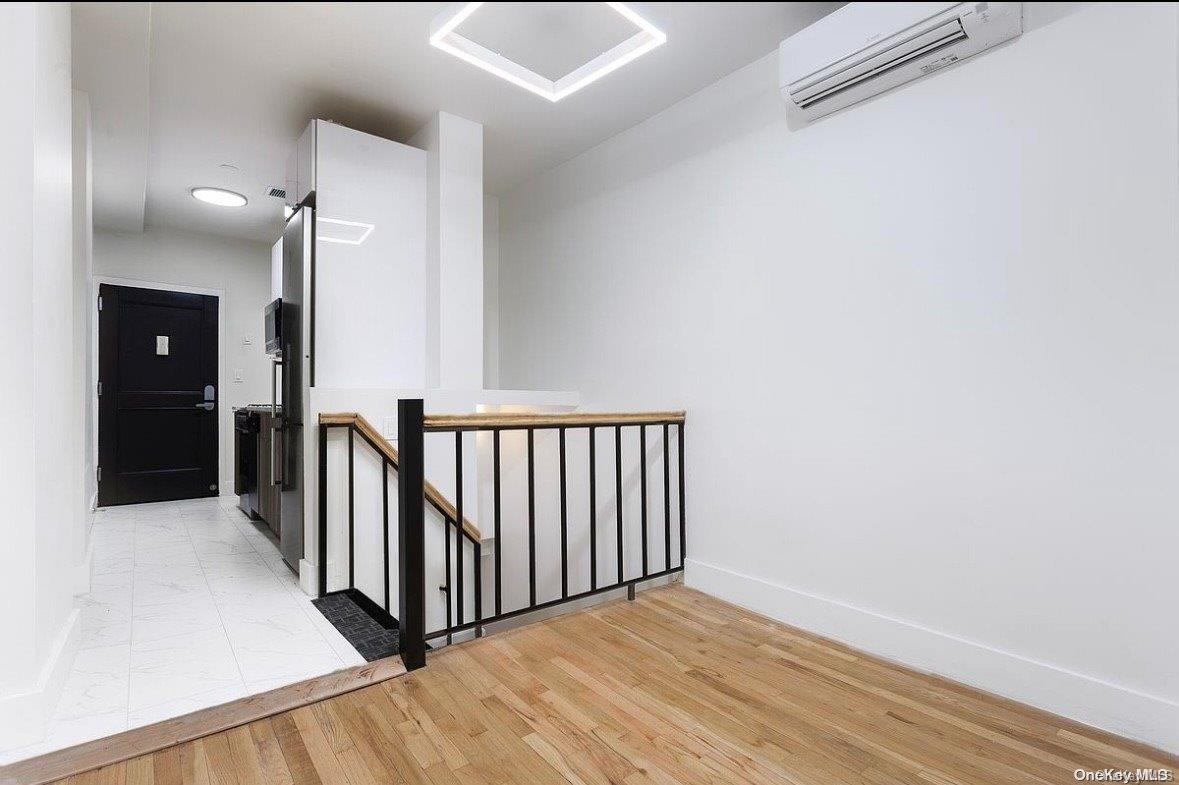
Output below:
[232,404,282,542]
[231,192,310,576]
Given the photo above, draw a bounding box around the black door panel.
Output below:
[98,284,219,506]
[116,302,204,390]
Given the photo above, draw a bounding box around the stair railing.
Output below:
[396,399,686,671]
[316,410,481,660]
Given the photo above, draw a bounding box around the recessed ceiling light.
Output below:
[430,2,666,102]
[191,187,248,208]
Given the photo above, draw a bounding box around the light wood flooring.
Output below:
[32,585,1179,784]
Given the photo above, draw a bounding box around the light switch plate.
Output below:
[234,369,244,383]
[242,336,252,346]
[156,335,169,356]
[382,417,397,438]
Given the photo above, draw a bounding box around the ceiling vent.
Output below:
[267,187,287,199]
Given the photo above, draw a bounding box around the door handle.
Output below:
[196,384,215,411]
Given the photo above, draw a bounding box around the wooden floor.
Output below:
[38,585,1176,785]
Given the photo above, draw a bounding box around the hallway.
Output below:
[0,499,363,764]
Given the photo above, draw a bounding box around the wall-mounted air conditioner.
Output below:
[779,2,1022,127]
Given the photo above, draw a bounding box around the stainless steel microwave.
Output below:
[264,298,282,357]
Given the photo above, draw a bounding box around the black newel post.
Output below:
[397,398,426,671]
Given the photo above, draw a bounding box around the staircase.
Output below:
[316,401,687,671]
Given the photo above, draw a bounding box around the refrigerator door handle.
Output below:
[271,359,283,485]
[270,359,279,417]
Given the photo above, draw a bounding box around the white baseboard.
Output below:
[684,558,1179,755]
[0,609,81,752]
[299,559,319,597]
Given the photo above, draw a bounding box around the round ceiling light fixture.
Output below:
[190,187,248,208]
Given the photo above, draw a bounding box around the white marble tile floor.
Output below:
[0,497,364,764]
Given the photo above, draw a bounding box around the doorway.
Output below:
[97,283,219,505]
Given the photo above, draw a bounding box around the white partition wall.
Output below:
[299,123,429,592]
[302,115,491,595]
[0,2,82,750]
[313,122,428,390]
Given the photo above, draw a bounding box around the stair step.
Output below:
[312,589,400,662]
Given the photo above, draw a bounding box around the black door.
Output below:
[98,284,219,505]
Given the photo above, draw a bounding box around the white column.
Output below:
[412,112,484,391]
[483,195,500,389]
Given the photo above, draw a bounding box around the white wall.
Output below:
[484,195,500,388]
[94,226,273,492]
[497,3,1179,752]
[0,1,83,749]
[73,89,95,583]
[0,3,40,700]
[313,121,428,390]
[411,112,484,390]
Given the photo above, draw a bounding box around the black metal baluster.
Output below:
[493,429,502,616]
[589,426,597,591]
[663,423,671,572]
[382,457,390,610]
[317,424,328,598]
[455,432,464,626]
[348,426,355,589]
[559,427,568,599]
[615,425,623,586]
[678,422,686,567]
[527,428,536,607]
[639,425,648,578]
[444,513,452,642]
[474,539,483,637]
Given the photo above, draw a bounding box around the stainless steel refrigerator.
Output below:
[274,205,312,572]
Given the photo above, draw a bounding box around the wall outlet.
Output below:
[242,336,253,347]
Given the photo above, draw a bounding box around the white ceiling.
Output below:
[73,2,840,243]
[459,3,642,81]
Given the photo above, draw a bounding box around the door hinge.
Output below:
[97,381,103,397]
[97,295,103,311]
[96,466,102,483]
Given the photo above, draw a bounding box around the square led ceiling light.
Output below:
[430,3,666,102]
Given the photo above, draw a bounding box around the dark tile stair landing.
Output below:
[312,589,400,662]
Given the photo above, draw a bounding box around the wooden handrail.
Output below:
[318,412,480,541]
[423,410,686,431]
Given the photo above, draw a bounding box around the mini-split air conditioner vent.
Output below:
[779,2,1023,127]
[790,19,968,110]
[267,187,287,199]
